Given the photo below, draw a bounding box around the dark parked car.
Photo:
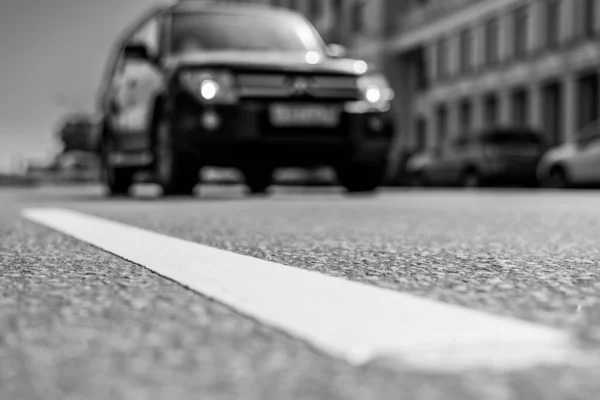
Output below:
[406,127,547,187]
[96,1,394,196]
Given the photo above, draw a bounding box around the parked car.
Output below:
[407,127,547,188]
[405,149,437,187]
[96,1,395,196]
[537,120,600,188]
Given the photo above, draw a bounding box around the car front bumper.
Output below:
[170,100,393,168]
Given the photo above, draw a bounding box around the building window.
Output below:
[351,1,366,33]
[483,93,499,126]
[577,72,599,130]
[582,0,596,38]
[546,0,561,48]
[459,100,472,133]
[305,0,314,19]
[484,17,500,65]
[331,0,344,44]
[513,6,529,58]
[416,49,429,91]
[511,88,529,126]
[415,118,428,152]
[437,38,449,79]
[436,105,448,144]
[459,29,473,73]
[307,0,323,21]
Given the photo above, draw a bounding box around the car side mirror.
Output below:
[326,43,347,58]
[123,42,151,61]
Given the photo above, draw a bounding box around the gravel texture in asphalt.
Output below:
[2,186,600,399]
[58,188,600,337]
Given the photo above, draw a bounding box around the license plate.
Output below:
[269,104,341,127]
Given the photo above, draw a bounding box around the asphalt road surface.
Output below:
[2,184,600,399]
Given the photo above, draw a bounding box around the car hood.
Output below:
[406,153,436,171]
[541,143,577,163]
[164,51,364,75]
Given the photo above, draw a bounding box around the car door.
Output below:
[424,145,446,185]
[108,13,165,154]
[443,136,470,184]
[569,121,600,184]
[570,132,600,184]
[430,137,464,185]
[428,140,459,185]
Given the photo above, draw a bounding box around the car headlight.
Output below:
[357,74,394,108]
[179,70,238,104]
[365,85,382,103]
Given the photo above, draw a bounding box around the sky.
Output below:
[0,0,170,171]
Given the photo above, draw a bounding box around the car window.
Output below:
[480,131,543,147]
[170,12,323,53]
[131,16,161,57]
[576,120,600,146]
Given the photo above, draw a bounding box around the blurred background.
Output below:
[1,0,599,187]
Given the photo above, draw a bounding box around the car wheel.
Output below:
[547,166,569,189]
[336,162,386,193]
[460,169,481,188]
[412,171,429,187]
[100,135,134,197]
[242,167,273,195]
[154,116,199,196]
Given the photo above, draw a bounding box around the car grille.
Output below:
[237,73,359,101]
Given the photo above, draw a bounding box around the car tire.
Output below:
[412,171,429,187]
[242,167,273,195]
[154,116,199,196]
[547,166,569,189]
[336,162,385,193]
[460,168,481,188]
[100,134,134,197]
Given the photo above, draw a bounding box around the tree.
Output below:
[57,114,97,153]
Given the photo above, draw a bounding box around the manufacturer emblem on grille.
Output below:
[291,77,310,96]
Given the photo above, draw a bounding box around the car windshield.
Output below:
[170,12,323,53]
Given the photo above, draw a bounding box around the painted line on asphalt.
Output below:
[23,208,578,372]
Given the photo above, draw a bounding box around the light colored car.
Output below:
[537,121,600,188]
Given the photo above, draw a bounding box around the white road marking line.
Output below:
[23,208,578,371]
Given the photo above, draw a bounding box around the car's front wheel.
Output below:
[547,166,569,189]
[411,171,430,187]
[154,116,200,196]
[242,167,273,195]
[460,168,482,188]
[100,135,134,197]
[336,162,386,193]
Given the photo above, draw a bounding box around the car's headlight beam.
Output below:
[179,70,238,104]
[354,74,393,111]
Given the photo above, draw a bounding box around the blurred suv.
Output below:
[537,120,600,188]
[407,127,546,187]
[96,1,395,196]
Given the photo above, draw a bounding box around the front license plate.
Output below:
[269,104,341,127]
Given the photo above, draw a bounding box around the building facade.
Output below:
[392,0,600,156]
